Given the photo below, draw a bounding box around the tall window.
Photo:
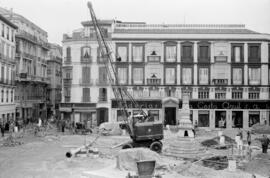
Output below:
[117,46,128,62]
[99,88,107,101]
[1,24,4,37]
[132,45,143,62]
[248,45,260,62]
[199,68,209,85]
[6,90,8,102]
[165,46,176,62]
[117,67,128,84]
[234,47,241,62]
[1,90,3,102]
[198,42,210,62]
[249,68,260,85]
[81,47,91,58]
[133,68,143,84]
[182,68,192,84]
[66,47,71,61]
[11,30,14,42]
[232,68,242,85]
[1,66,4,82]
[165,68,176,84]
[99,67,107,83]
[182,46,192,59]
[82,88,90,102]
[6,27,9,40]
[82,66,90,84]
[181,42,193,62]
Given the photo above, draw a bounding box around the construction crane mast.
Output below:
[87,2,163,152]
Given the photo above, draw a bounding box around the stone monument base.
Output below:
[178,129,194,138]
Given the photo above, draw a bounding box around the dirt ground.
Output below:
[0,127,269,178]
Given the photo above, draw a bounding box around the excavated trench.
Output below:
[201,156,228,170]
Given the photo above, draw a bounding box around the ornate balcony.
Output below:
[147,78,161,85]
[80,56,92,63]
[212,79,228,85]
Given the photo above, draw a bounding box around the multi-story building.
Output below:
[0,8,50,123]
[61,20,270,129]
[0,14,17,125]
[47,43,62,119]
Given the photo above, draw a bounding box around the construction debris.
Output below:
[251,123,270,134]
[201,135,235,148]
[66,135,100,158]
[99,122,122,136]
[1,135,24,147]
[116,148,167,171]
[201,156,228,170]
[241,153,270,177]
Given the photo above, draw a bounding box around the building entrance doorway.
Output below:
[164,107,176,126]
[232,111,243,128]
[215,111,226,128]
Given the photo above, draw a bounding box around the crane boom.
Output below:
[87,2,147,136]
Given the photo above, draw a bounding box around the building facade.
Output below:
[0,8,50,123]
[47,43,62,119]
[61,20,270,129]
[0,14,17,125]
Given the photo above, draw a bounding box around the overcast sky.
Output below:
[0,0,269,44]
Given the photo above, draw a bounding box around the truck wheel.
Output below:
[150,141,162,153]
[122,143,133,149]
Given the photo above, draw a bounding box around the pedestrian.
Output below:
[0,122,5,137]
[261,135,270,153]
[247,131,251,146]
[61,119,65,133]
[238,128,243,140]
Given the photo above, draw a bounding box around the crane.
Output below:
[87,2,163,152]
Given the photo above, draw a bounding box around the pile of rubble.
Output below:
[1,134,24,147]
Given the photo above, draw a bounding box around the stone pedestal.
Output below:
[178,93,194,138]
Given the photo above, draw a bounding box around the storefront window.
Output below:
[215,111,226,128]
[148,110,159,121]
[232,111,243,128]
[198,110,209,127]
[117,110,126,122]
[249,111,260,127]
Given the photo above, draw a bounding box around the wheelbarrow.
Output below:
[126,160,162,178]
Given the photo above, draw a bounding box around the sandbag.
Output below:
[99,122,122,136]
[116,148,165,171]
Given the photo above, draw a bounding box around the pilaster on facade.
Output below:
[193,41,198,63]
[243,87,249,99]
[209,87,215,99]
[226,87,232,99]
[143,87,149,98]
[261,65,268,85]
[259,87,268,100]
[210,42,214,63]
[176,87,181,98]
[244,43,248,63]
[127,87,133,98]
[226,110,232,129]
[177,42,181,63]
[177,64,181,85]
[193,64,198,85]
[159,87,165,98]
[209,110,215,129]
[261,42,268,63]
[192,87,198,99]
[244,64,248,85]
[243,110,249,128]
[128,64,132,85]
[160,42,164,63]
